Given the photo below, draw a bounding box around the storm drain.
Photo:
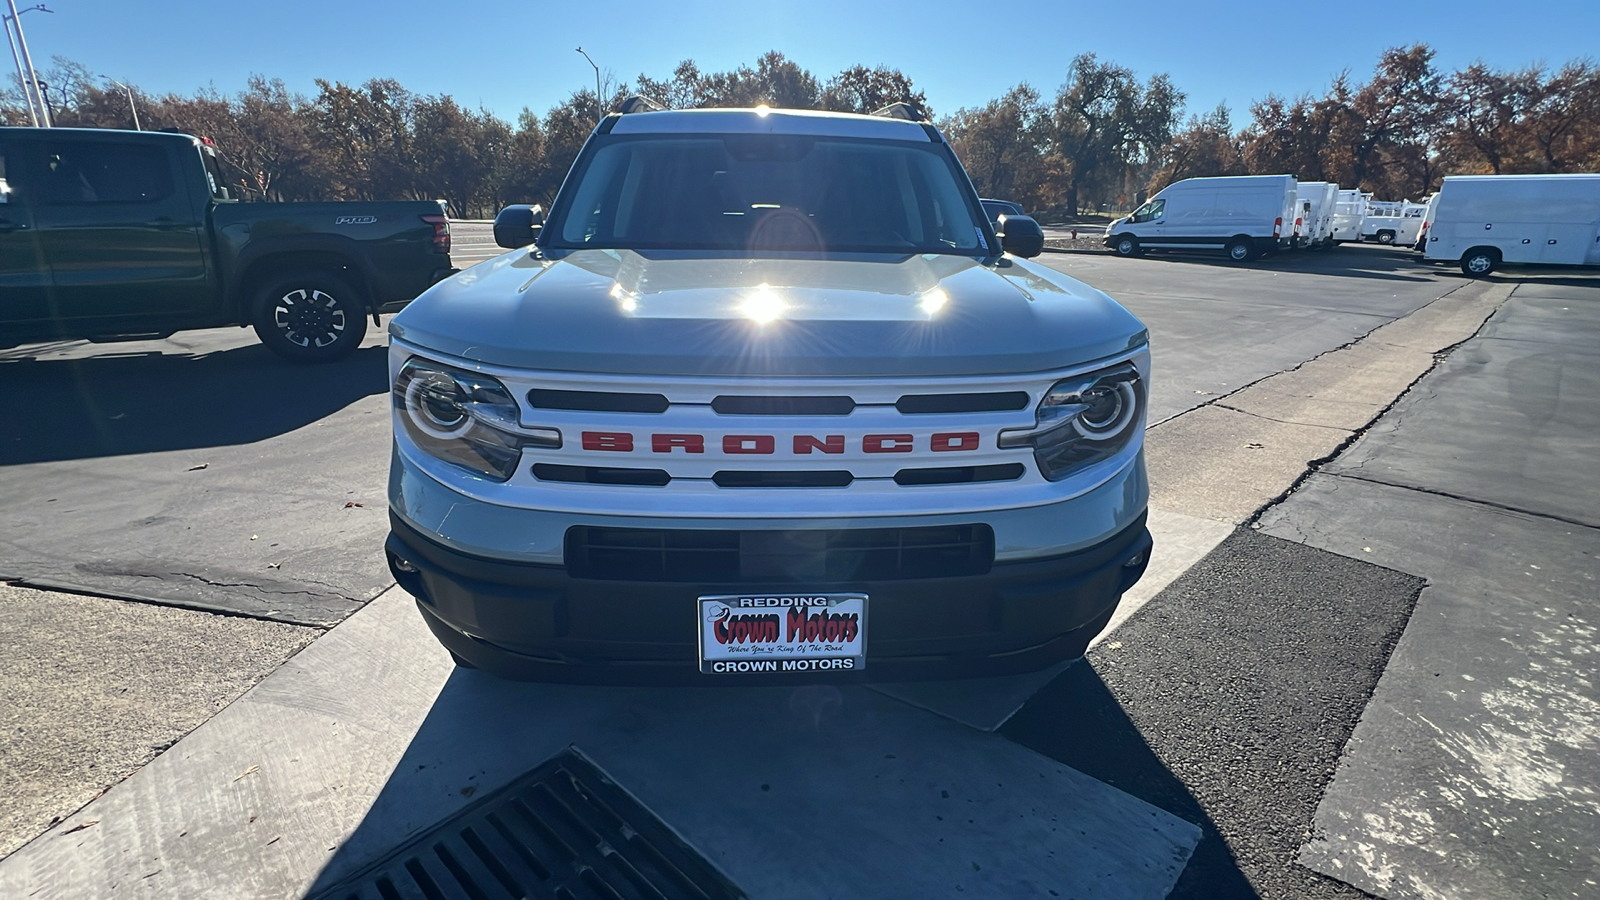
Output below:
[311,749,746,900]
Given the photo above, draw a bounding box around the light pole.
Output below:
[575,46,601,124]
[101,74,139,129]
[3,2,51,127]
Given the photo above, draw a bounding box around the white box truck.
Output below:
[1330,190,1368,243]
[1361,200,1426,245]
[1104,174,1297,262]
[1294,181,1339,250]
[1412,193,1440,252]
[1425,174,1600,277]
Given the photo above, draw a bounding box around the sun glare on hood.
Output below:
[740,284,786,324]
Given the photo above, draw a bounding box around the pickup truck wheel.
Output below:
[1376,229,1396,245]
[252,270,368,362]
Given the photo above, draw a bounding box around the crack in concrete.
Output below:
[1323,471,1600,533]
[168,571,364,605]
[1211,403,1354,432]
[1148,281,1477,429]
[1244,283,1513,529]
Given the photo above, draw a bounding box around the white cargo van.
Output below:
[1330,190,1368,243]
[1424,174,1600,277]
[1104,174,1297,262]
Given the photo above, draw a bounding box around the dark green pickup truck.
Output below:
[0,127,453,361]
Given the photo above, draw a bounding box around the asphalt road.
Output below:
[4,237,1594,898]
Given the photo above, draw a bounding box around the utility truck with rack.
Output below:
[383,102,1153,682]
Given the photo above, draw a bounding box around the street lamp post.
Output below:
[3,2,52,127]
[101,75,139,130]
[575,46,601,124]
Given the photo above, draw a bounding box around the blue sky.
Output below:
[15,1,1600,124]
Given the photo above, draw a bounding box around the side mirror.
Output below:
[996,214,1044,259]
[493,204,545,249]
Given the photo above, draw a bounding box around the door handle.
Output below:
[1548,239,1558,245]
[0,219,28,234]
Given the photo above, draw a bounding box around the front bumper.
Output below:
[387,511,1151,684]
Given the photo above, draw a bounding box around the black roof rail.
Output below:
[869,102,926,122]
[614,94,666,115]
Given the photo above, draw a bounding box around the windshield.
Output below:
[541,133,992,255]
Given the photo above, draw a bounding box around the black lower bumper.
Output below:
[386,512,1152,684]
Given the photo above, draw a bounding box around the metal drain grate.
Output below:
[311,749,746,900]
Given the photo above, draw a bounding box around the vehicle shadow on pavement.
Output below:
[1130,247,1436,283]
[0,343,388,465]
[298,667,1203,900]
[1003,660,1261,899]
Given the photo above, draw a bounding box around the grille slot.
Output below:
[711,395,856,415]
[308,749,746,900]
[528,389,669,413]
[532,464,671,486]
[567,525,994,582]
[712,470,853,488]
[895,391,1031,414]
[894,463,1026,486]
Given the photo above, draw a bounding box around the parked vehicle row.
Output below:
[1104,170,1599,279]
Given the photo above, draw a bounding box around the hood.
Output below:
[390,249,1146,377]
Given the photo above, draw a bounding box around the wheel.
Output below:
[1376,230,1396,244]
[448,650,479,669]
[1460,248,1499,278]
[1113,235,1141,257]
[252,269,368,362]
[1225,238,1253,263]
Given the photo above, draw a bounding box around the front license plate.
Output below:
[698,593,867,675]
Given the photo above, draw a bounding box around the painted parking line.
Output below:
[0,587,1201,900]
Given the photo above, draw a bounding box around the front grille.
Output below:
[566,524,994,582]
[308,749,745,900]
[710,395,856,415]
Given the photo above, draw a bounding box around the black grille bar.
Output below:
[528,389,670,413]
[533,464,671,486]
[711,395,856,415]
[712,470,853,488]
[894,463,1026,486]
[566,525,994,582]
[895,391,1031,414]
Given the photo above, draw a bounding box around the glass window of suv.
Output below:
[37,142,175,205]
[547,133,990,255]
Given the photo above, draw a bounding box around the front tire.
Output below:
[1113,235,1141,257]
[1460,248,1499,278]
[252,270,369,362]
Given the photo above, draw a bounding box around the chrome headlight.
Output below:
[999,363,1144,481]
[393,357,559,481]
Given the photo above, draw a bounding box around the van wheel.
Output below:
[252,270,369,362]
[1376,230,1396,244]
[1460,248,1499,278]
[1113,235,1141,257]
[1225,238,1253,262]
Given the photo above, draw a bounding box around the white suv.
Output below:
[384,104,1152,682]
